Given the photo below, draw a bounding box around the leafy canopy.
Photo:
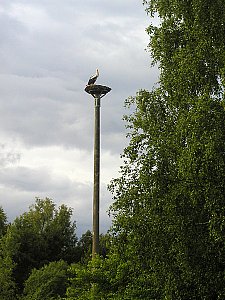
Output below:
[107,0,225,299]
[1,198,78,291]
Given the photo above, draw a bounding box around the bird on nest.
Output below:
[87,69,99,85]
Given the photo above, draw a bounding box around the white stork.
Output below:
[87,69,99,85]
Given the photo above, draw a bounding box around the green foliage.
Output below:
[76,231,112,263]
[0,206,7,238]
[0,253,17,300]
[107,0,225,299]
[65,254,132,300]
[1,198,78,292]
[77,230,92,262]
[0,220,18,300]
[111,91,225,299]
[65,250,160,300]
[145,0,225,101]
[22,260,68,300]
[99,233,112,258]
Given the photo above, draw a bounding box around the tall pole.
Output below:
[92,95,100,257]
[85,84,111,259]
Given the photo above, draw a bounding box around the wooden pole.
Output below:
[92,96,100,258]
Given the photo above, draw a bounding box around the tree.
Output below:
[1,198,78,292]
[0,206,7,238]
[77,230,92,262]
[0,224,17,300]
[0,252,17,300]
[77,231,112,262]
[65,255,128,300]
[22,260,68,300]
[108,0,225,299]
[0,208,17,300]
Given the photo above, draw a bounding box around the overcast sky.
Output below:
[0,0,158,236]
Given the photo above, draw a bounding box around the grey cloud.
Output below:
[0,68,145,153]
[0,166,68,192]
[0,164,111,235]
[0,144,21,167]
[0,0,158,235]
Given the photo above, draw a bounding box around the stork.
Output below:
[87,69,99,85]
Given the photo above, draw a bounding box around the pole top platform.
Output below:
[85,84,111,99]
